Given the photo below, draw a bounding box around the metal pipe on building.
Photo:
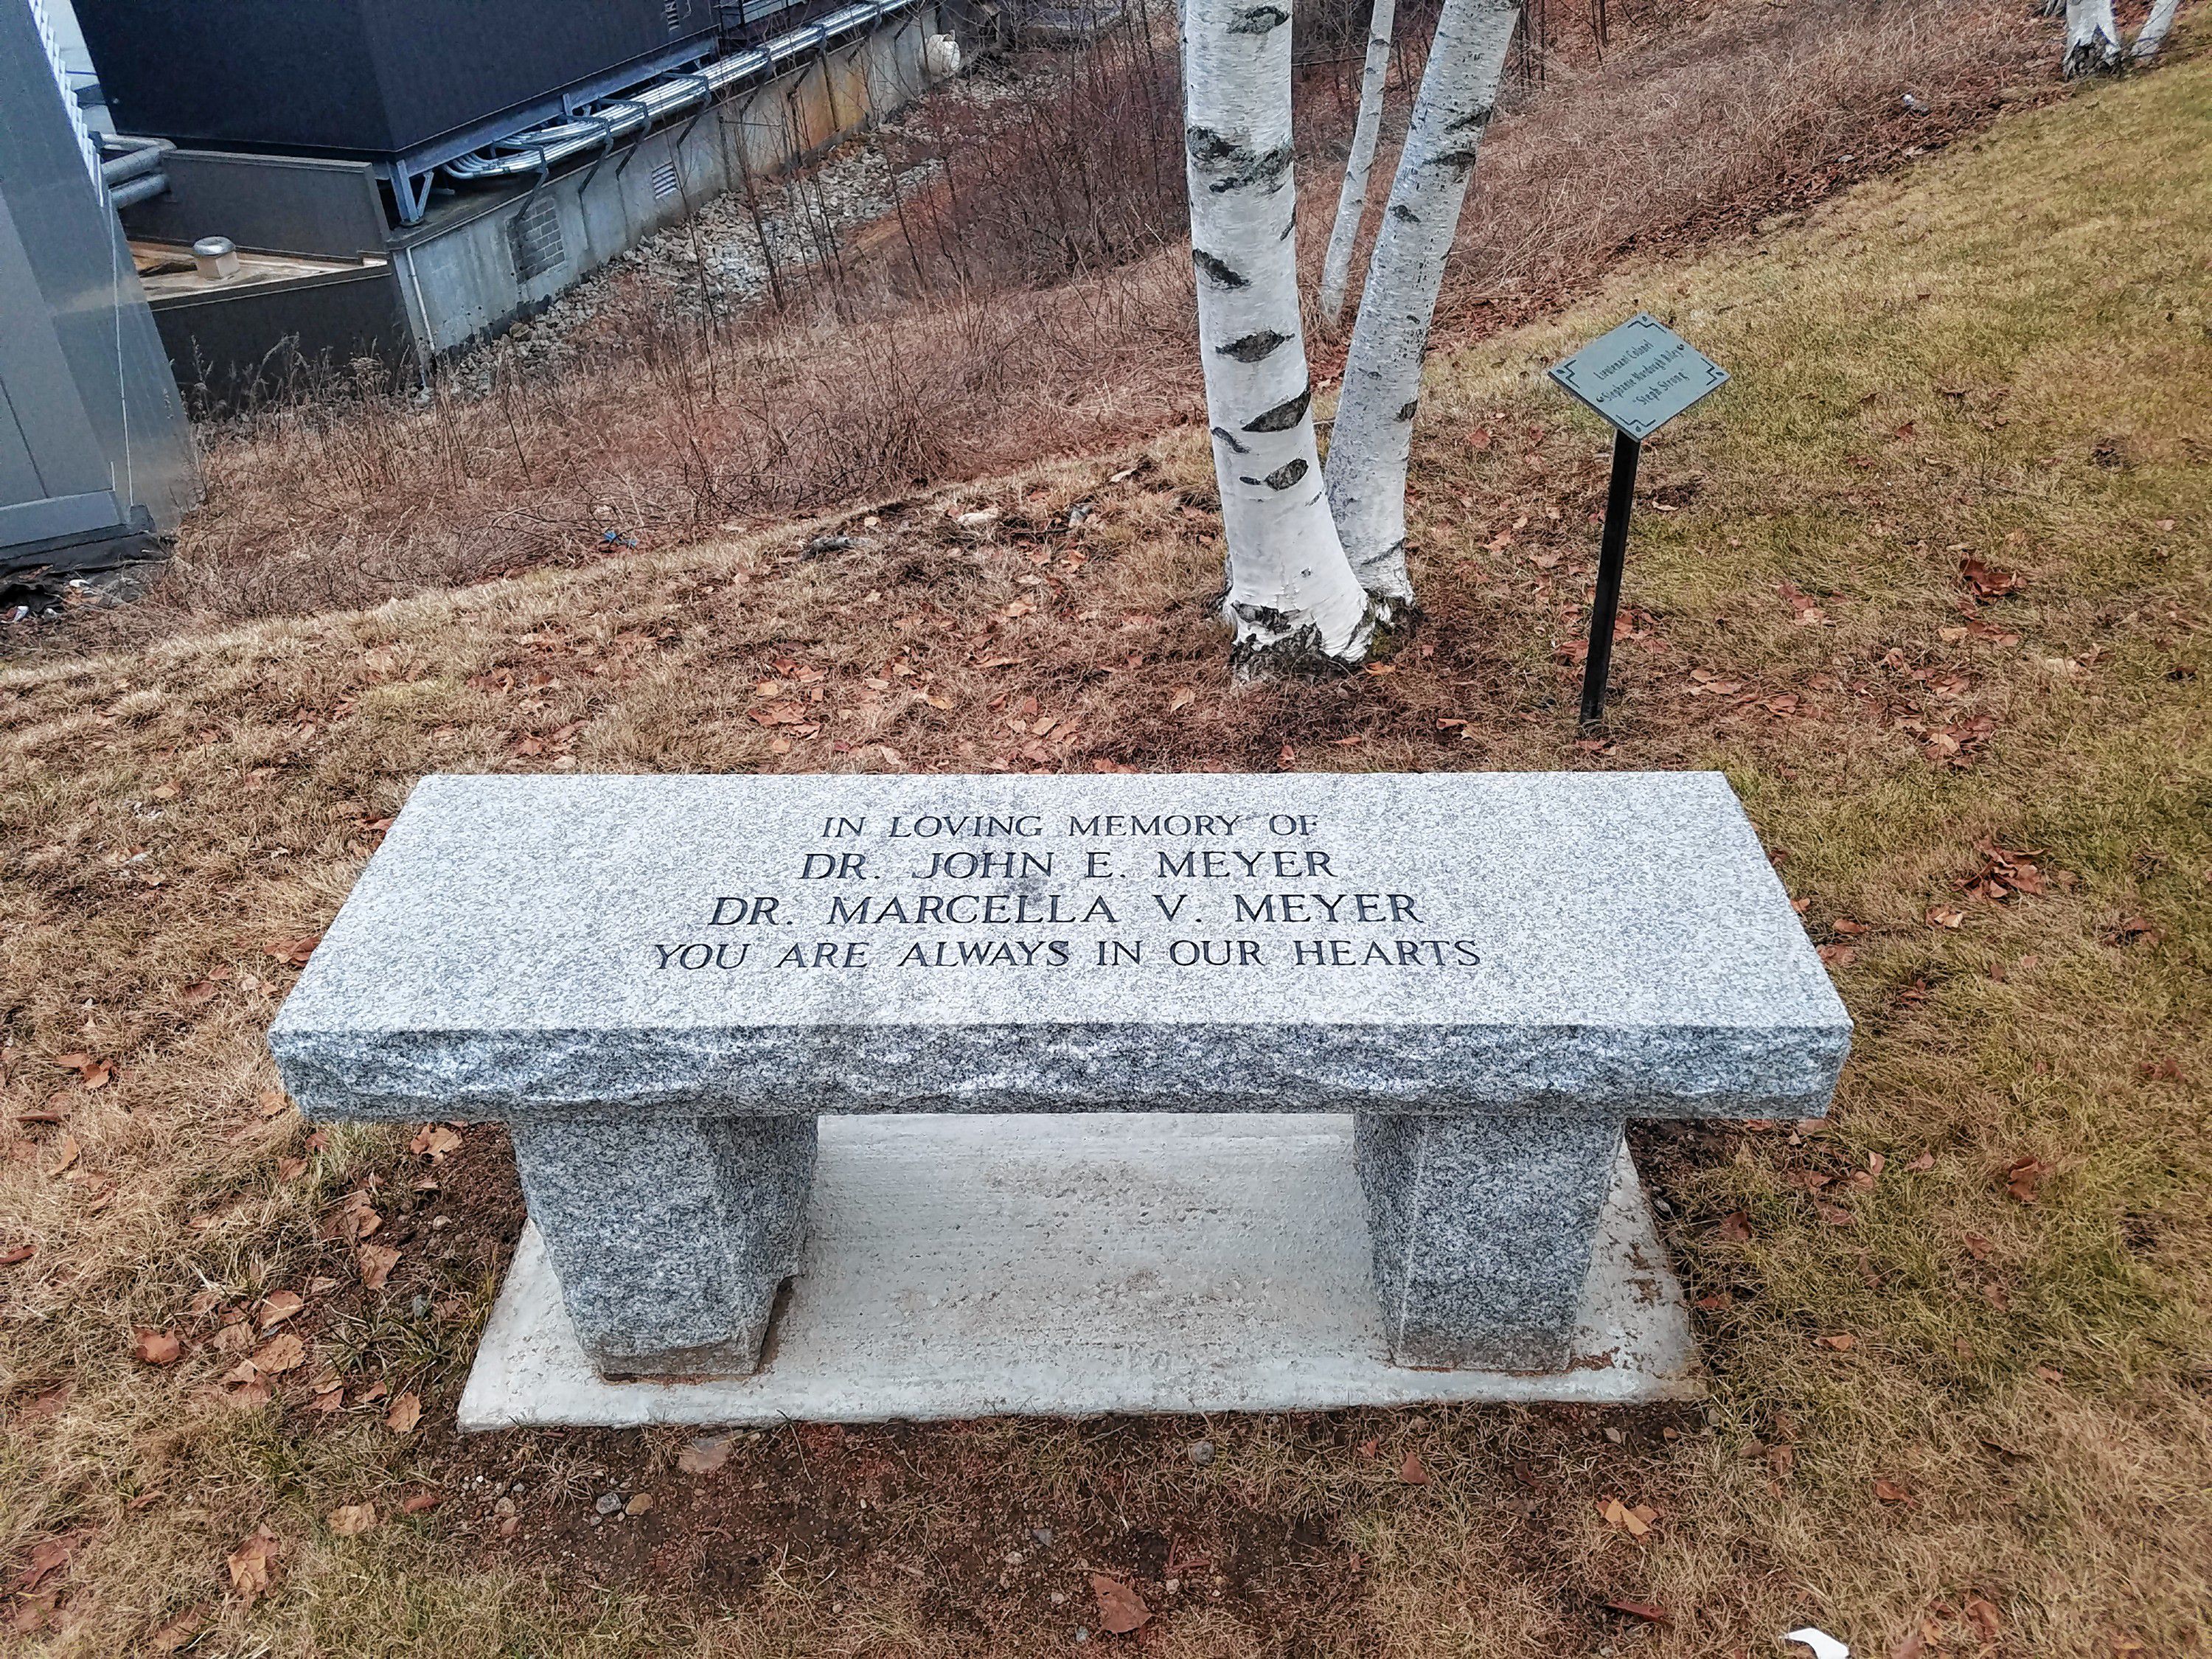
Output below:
[441,0,919,184]
[97,131,170,185]
[105,167,167,207]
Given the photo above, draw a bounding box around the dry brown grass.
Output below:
[4,0,2051,656]
[2,40,2210,1655]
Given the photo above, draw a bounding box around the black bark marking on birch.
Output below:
[1395,400,1419,422]
[1186,125,1240,167]
[1243,383,1312,434]
[1187,127,1294,194]
[1211,425,1251,455]
[1263,459,1309,490]
[1446,104,1495,133]
[1227,4,1288,32]
[1192,248,1249,289]
[1220,150,1293,194]
[1230,614,1367,679]
[1217,330,1291,363]
[1432,146,1485,171]
[1389,203,1421,222]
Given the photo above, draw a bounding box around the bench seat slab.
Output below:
[512,1116,816,1377]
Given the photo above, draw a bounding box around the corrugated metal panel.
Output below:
[74,0,716,159]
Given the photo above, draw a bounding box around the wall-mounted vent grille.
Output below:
[664,0,684,31]
[650,160,681,200]
[507,196,565,284]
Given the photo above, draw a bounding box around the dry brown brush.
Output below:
[33,0,2046,652]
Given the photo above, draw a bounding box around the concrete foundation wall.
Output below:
[392,5,938,358]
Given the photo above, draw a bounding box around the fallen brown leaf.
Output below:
[251,1332,305,1374]
[1874,1477,1915,1504]
[2006,1156,2049,1203]
[225,1528,282,1600]
[1965,1596,2002,1641]
[326,1503,376,1537]
[400,1489,441,1514]
[259,1290,305,1329]
[147,1604,209,1652]
[678,1433,735,1474]
[1598,1496,1651,1538]
[1715,1211,1752,1243]
[385,1391,422,1433]
[358,1244,401,1290]
[1089,1573,1152,1635]
[1815,1334,1857,1352]
[1399,1449,1430,1485]
[1959,556,2022,599]
[15,1533,83,1592]
[133,1329,183,1366]
[1606,1599,1669,1624]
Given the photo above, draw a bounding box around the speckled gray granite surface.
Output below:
[509,1114,816,1376]
[269,771,1850,1122]
[1359,1108,1627,1371]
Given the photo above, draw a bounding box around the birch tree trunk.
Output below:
[1183,0,1374,669]
[1318,0,1399,328]
[2132,0,2182,60]
[2062,0,2123,74]
[1324,0,1519,608]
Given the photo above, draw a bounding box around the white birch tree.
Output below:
[1322,0,1520,609]
[2061,0,2123,75]
[1317,0,1399,328]
[1183,0,1376,670]
[2133,0,2183,59]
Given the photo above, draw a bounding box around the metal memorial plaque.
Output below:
[1548,313,1728,442]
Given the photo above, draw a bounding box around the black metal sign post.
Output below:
[1579,428,1641,726]
[1547,313,1730,729]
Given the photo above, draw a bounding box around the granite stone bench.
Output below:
[270,771,1849,1380]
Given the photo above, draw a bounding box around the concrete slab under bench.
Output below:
[459,1114,1703,1430]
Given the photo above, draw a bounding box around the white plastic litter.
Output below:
[1784,1630,1850,1659]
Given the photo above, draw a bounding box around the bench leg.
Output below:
[509,1115,817,1377]
[1357,1109,1624,1373]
